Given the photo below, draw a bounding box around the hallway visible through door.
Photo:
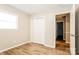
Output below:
[56,13,70,53]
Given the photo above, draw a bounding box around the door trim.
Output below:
[54,11,74,55]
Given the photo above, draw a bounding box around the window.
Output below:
[0,12,18,29]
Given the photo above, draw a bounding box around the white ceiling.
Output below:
[10,4,73,15]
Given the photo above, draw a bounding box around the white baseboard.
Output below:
[44,44,55,48]
[0,41,31,53]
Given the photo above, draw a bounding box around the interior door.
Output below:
[70,5,75,55]
[32,17,45,44]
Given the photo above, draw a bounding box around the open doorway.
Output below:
[56,13,70,53]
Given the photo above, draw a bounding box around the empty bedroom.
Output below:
[0,4,75,55]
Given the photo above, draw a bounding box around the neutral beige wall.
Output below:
[0,5,30,51]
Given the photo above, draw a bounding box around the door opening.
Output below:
[56,13,70,53]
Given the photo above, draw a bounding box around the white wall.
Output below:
[0,5,30,51]
[44,14,56,48]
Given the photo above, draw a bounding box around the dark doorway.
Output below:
[56,22,63,40]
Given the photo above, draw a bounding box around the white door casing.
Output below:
[70,5,75,55]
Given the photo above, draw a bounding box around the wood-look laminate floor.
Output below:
[0,42,70,55]
[56,40,70,53]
